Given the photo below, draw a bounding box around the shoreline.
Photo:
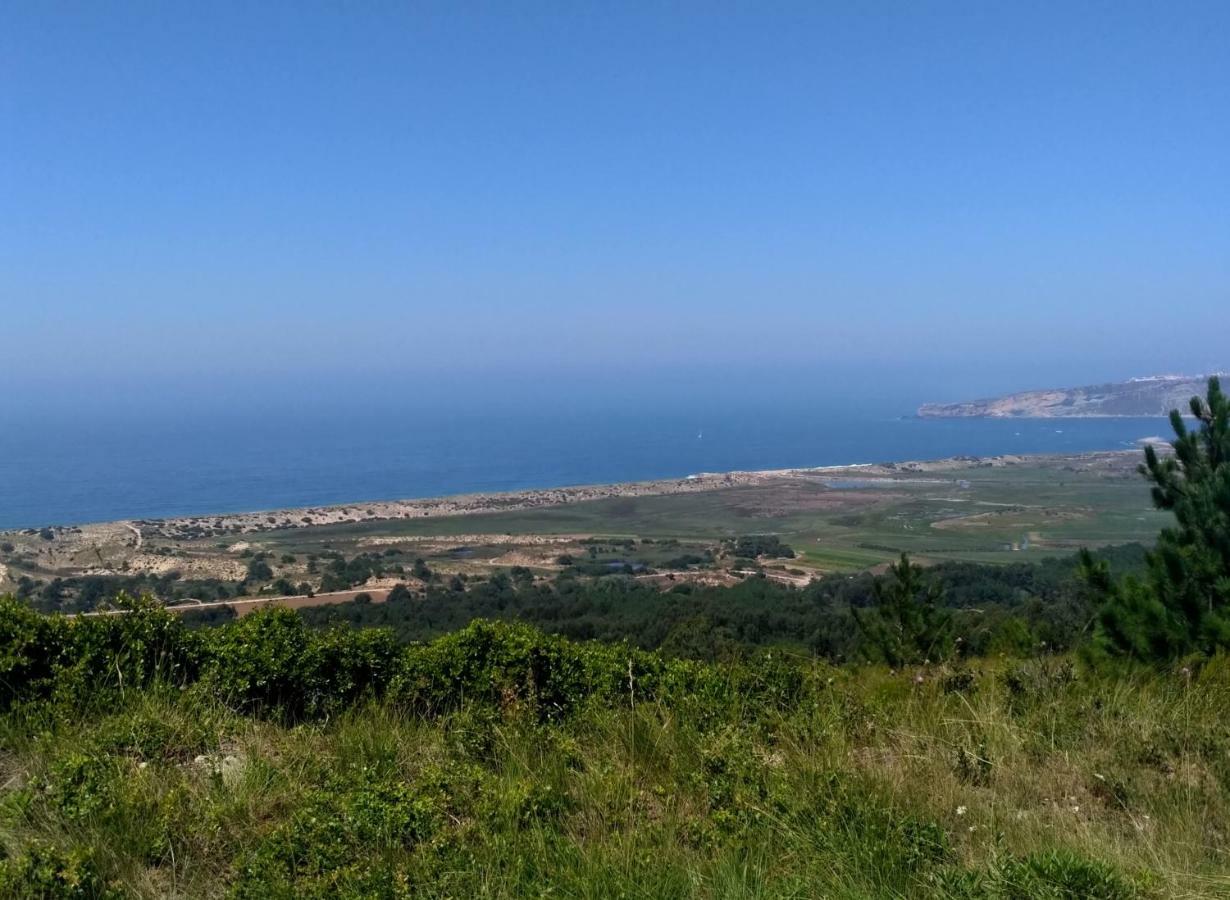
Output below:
[4,448,1147,541]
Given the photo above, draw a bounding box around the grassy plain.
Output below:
[258,453,1166,572]
[0,452,1168,609]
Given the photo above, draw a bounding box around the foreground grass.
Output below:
[2,613,1229,897]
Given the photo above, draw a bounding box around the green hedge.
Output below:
[0,597,810,724]
[0,596,201,714]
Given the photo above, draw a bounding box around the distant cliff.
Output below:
[918,375,1216,418]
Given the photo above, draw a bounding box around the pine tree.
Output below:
[1085,376,1230,661]
[852,553,953,666]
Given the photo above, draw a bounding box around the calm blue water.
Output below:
[0,408,1168,529]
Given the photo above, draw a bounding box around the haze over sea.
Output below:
[0,370,1168,530]
[3,6,1224,532]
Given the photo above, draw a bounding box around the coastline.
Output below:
[915,412,1192,419]
[4,448,1145,542]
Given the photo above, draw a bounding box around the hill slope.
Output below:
[919,375,1215,418]
[2,605,1227,897]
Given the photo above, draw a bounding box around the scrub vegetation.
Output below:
[3,604,1229,898]
[1,379,1227,898]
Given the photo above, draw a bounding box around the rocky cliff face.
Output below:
[918,375,1215,418]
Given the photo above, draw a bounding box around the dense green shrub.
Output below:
[244,558,273,583]
[390,619,608,719]
[0,600,1219,897]
[233,776,443,897]
[0,599,818,728]
[316,552,391,593]
[0,595,201,713]
[26,572,239,614]
[200,609,399,720]
[0,843,120,899]
[722,535,796,559]
[0,598,73,711]
[58,596,203,701]
[297,548,1136,664]
[941,850,1141,898]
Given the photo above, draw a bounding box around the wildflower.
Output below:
[956,805,967,816]
[1071,805,1080,813]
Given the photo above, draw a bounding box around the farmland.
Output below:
[1,451,1166,614]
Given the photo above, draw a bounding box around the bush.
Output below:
[245,558,274,582]
[0,598,73,711]
[390,620,611,720]
[233,776,442,897]
[0,599,1212,897]
[942,849,1140,898]
[723,535,795,559]
[0,843,120,899]
[200,609,399,720]
[0,595,201,713]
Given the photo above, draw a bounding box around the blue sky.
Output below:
[2,2,1227,406]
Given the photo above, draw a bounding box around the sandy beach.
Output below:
[3,449,1143,545]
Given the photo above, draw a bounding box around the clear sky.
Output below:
[2,2,1227,409]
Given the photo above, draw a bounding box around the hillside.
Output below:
[2,385,1227,898]
[2,604,1228,898]
[918,375,1215,418]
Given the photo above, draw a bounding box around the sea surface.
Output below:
[0,407,1169,530]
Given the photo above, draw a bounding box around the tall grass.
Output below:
[2,605,1229,897]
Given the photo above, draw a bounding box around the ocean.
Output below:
[0,403,1169,530]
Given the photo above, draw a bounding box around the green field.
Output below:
[0,452,1170,612]
[259,455,1166,572]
